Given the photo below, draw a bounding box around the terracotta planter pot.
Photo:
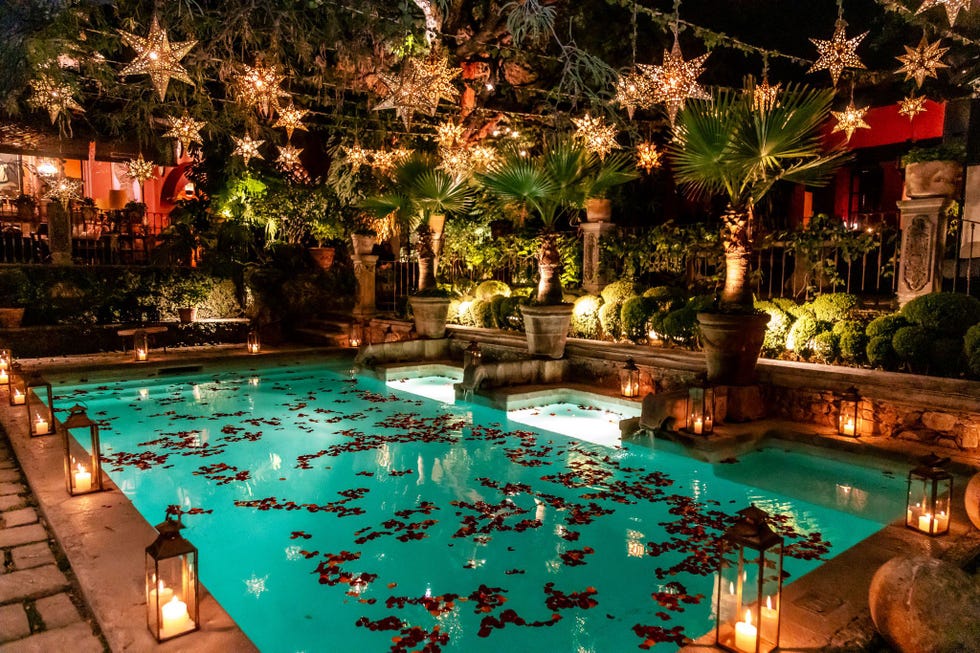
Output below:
[351,234,377,256]
[308,246,336,270]
[177,307,198,323]
[521,304,574,359]
[904,161,963,199]
[0,307,25,329]
[584,198,612,222]
[408,296,451,339]
[697,311,770,386]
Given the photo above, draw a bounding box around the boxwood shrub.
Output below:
[901,292,980,337]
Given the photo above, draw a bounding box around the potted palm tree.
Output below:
[580,151,639,222]
[669,80,849,384]
[477,138,592,358]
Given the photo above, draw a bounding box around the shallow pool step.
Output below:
[293,318,350,346]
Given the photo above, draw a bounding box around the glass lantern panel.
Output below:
[247,331,261,353]
[147,552,198,641]
[8,372,26,407]
[838,401,858,436]
[134,331,149,362]
[621,369,639,397]
[65,427,102,495]
[26,386,53,437]
[716,544,779,653]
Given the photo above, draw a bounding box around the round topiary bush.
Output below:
[621,296,656,343]
[901,292,980,337]
[930,338,964,377]
[832,320,867,363]
[810,292,858,322]
[661,306,698,346]
[489,294,509,328]
[811,331,840,363]
[642,286,687,311]
[867,335,897,369]
[787,312,828,355]
[756,300,793,357]
[866,313,909,340]
[474,280,511,301]
[466,298,492,327]
[571,295,603,339]
[964,323,980,358]
[773,297,806,319]
[600,280,639,305]
[598,302,622,340]
[969,349,980,377]
[498,296,526,330]
[892,326,933,370]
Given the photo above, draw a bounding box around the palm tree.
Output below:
[668,79,850,312]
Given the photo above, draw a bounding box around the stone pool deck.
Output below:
[0,343,978,652]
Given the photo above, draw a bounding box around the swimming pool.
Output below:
[55,359,908,652]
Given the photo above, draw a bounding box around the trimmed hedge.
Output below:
[901,292,980,337]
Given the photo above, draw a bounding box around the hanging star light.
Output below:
[342,144,371,172]
[613,69,654,120]
[809,19,867,87]
[438,147,472,179]
[635,142,661,173]
[753,79,782,112]
[434,121,466,149]
[572,113,621,160]
[163,114,205,154]
[117,15,196,101]
[276,144,303,170]
[916,0,971,25]
[232,134,265,166]
[899,95,928,121]
[642,37,710,126]
[831,102,870,143]
[373,54,459,128]
[28,76,84,124]
[126,155,156,183]
[235,63,290,117]
[470,145,498,171]
[45,177,82,205]
[896,36,949,88]
[272,104,308,139]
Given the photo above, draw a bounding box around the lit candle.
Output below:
[160,595,193,639]
[734,609,758,652]
[12,389,24,404]
[692,417,703,435]
[935,511,949,533]
[841,418,855,436]
[34,414,48,433]
[0,358,8,371]
[248,343,260,354]
[918,513,933,533]
[136,348,148,362]
[73,464,92,492]
[761,595,778,632]
[149,579,174,608]
[0,370,7,385]
[718,580,737,619]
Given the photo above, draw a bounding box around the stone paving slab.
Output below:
[34,593,80,630]
[0,470,19,483]
[0,565,69,604]
[0,508,36,529]
[0,483,23,497]
[0,524,46,549]
[10,543,55,571]
[0,495,24,512]
[0,621,102,653]
[0,603,30,643]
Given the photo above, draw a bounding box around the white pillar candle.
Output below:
[136,348,148,361]
[160,595,193,638]
[760,595,778,633]
[34,416,48,433]
[918,513,933,533]
[935,512,949,532]
[12,390,24,404]
[149,580,174,607]
[73,466,92,492]
[0,370,7,384]
[841,418,855,436]
[734,610,758,652]
[692,417,703,435]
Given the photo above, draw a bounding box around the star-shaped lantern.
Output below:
[117,16,196,101]
[831,103,870,143]
[899,95,928,121]
[434,121,466,149]
[45,177,83,205]
[232,134,265,166]
[645,38,710,126]
[916,0,971,25]
[572,113,621,160]
[163,114,205,154]
[470,145,498,172]
[28,76,84,124]
[809,19,867,87]
[635,142,661,173]
[276,144,303,170]
[126,155,156,183]
[753,79,782,112]
[341,144,371,172]
[896,36,949,88]
[613,69,654,120]
[373,54,459,128]
[236,63,290,117]
[438,147,472,179]
[272,104,308,139]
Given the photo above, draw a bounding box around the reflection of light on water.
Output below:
[627,529,646,558]
[284,546,303,561]
[192,384,202,401]
[386,375,460,404]
[244,574,268,598]
[270,453,281,470]
[249,377,260,387]
[376,443,390,470]
[138,388,149,399]
[836,483,868,511]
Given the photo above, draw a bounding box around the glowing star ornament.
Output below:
[916,0,971,25]
[373,54,460,128]
[896,36,949,89]
[163,114,205,154]
[236,64,290,117]
[275,144,303,169]
[753,79,782,112]
[635,142,661,173]
[831,103,870,143]
[809,19,867,86]
[232,134,264,166]
[126,155,156,183]
[572,113,621,160]
[45,177,82,205]
[117,16,196,101]
[470,145,498,171]
[613,69,654,120]
[28,76,84,124]
[434,121,466,149]
[341,144,371,172]
[899,95,928,121]
[644,38,710,126]
[272,104,308,139]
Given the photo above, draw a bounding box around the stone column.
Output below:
[896,197,949,306]
[580,222,617,295]
[46,201,72,265]
[352,254,379,319]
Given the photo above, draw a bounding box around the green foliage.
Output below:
[600,279,638,305]
[969,349,980,377]
[833,320,867,363]
[773,297,806,319]
[499,296,528,331]
[642,285,687,311]
[469,299,494,328]
[489,295,510,329]
[901,141,967,166]
[661,296,712,347]
[810,292,857,322]
[0,267,31,306]
[901,292,980,337]
[892,326,933,369]
[787,312,829,355]
[598,302,622,340]
[604,222,723,288]
[621,296,655,343]
[965,323,980,357]
[930,338,964,378]
[867,335,896,369]
[756,300,793,356]
[474,280,512,301]
[570,295,602,339]
[785,215,878,295]
[866,313,909,339]
[811,331,839,363]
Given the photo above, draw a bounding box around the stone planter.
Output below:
[697,311,770,386]
[408,296,451,339]
[351,233,377,256]
[177,307,198,324]
[583,198,612,222]
[0,307,25,329]
[904,161,963,199]
[520,304,574,359]
[308,246,336,270]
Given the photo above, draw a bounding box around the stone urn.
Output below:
[584,198,612,222]
[0,307,25,329]
[904,161,963,199]
[408,295,451,339]
[308,246,336,270]
[520,304,574,359]
[177,307,198,323]
[697,311,771,386]
[351,233,377,256]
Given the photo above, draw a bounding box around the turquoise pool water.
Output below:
[55,361,907,653]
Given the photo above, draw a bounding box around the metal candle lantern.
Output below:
[7,362,25,407]
[134,329,149,362]
[464,341,482,368]
[25,372,54,437]
[620,358,640,398]
[906,454,953,536]
[837,386,860,437]
[61,404,104,496]
[349,322,363,348]
[687,376,715,435]
[715,505,783,653]
[146,507,200,642]
[246,329,261,354]
[0,348,11,385]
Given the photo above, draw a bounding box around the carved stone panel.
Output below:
[902,216,933,293]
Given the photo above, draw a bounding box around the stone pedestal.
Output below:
[47,202,72,265]
[896,197,949,306]
[580,221,617,295]
[352,254,378,319]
